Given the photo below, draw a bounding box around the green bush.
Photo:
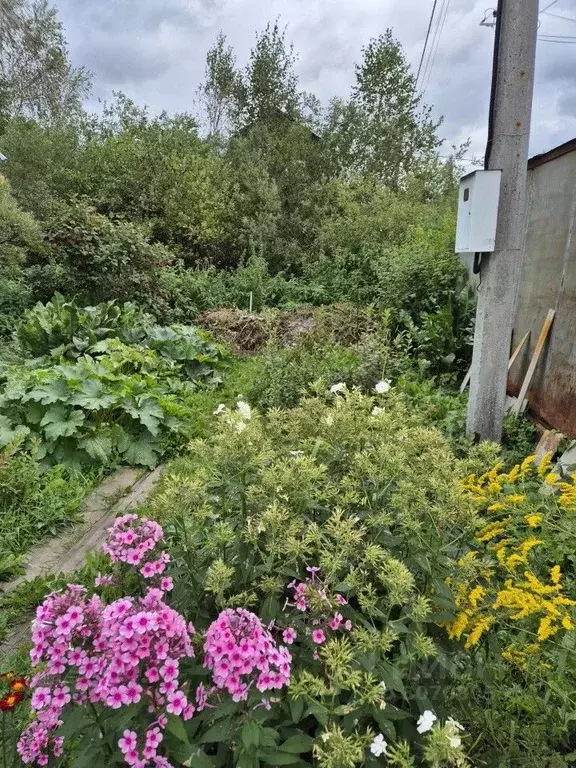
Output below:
[0,299,228,469]
[31,201,171,304]
[137,389,477,767]
[15,294,226,386]
[0,439,90,579]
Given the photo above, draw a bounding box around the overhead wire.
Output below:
[541,11,576,22]
[421,0,451,96]
[416,0,439,88]
[540,0,561,11]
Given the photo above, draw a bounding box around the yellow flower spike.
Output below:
[562,616,574,631]
[516,538,544,558]
[524,514,543,528]
[468,585,486,608]
[537,452,554,477]
[465,615,493,648]
[506,554,525,569]
[507,464,521,483]
[553,596,576,607]
[488,503,506,512]
[550,565,561,585]
[520,454,537,476]
[537,616,559,642]
[506,494,527,504]
[488,482,502,494]
[496,547,508,564]
[491,538,513,552]
[447,610,470,640]
[544,472,560,486]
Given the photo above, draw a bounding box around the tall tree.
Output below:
[0,0,90,129]
[197,32,238,136]
[325,30,443,190]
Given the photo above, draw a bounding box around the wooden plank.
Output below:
[460,329,530,393]
[511,309,555,417]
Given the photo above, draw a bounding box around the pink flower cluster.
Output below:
[102,514,171,584]
[18,585,195,767]
[204,609,291,702]
[287,568,352,645]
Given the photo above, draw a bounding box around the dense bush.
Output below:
[0,439,89,580]
[0,297,227,469]
[28,202,171,305]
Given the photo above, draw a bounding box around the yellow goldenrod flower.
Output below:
[488,503,506,512]
[506,494,527,504]
[496,547,508,564]
[506,554,525,569]
[524,514,543,528]
[562,615,574,631]
[537,452,554,477]
[520,454,537,476]
[544,472,560,485]
[477,519,511,542]
[516,538,544,558]
[553,595,576,607]
[550,565,561,585]
[468,585,486,608]
[491,538,513,553]
[507,464,521,483]
[465,615,493,648]
[537,616,559,642]
[447,610,470,640]
[488,482,502,494]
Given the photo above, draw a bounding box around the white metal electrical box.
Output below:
[455,169,501,253]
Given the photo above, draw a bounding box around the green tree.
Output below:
[0,0,91,129]
[198,32,239,136]
[324,30,443,189]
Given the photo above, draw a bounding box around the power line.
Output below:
[416,0,439,87]
[421,0,451,95]
[538,33,576,38]
[538,36,576,41]
[542,10,576,22]
[540,0,561,12]
[419,0,446,91]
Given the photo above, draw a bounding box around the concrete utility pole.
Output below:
[466,0,539,442]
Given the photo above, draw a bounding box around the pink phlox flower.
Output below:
[330,613,343,631]
[282,628,297,644]
[312,630,326,644]
[118,729,138,754]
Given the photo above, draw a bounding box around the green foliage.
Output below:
[0,439,90,579]
[0,0,90,130]
[0,297,227,469]
[30,201,168,304]
[140,389,478,767]
[15,294,153,359]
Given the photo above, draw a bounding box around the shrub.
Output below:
[441,453,576,765]
[0,439,89,579]
[31,201,171,305]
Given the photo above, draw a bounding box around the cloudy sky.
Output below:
[55,0,576,160]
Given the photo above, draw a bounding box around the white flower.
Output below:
[417,710,437,734]
[213,404,226,415]
[330,382,347,394]
[237,400,252,420]
[374,379,391,394]
[371,406,384,416]
[369,734,388,757]
[325,415,334,426]
[235,421,247,434]
[445,717,465,748]
[289,450,304,457]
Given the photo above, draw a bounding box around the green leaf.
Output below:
[288,697,304,724]
[241,721,260,749]
[23,378,70,405]
[118,437,158,467]
[305,701,328,726]
[184,749,218,768]
[69,378,117,410]
[260,752,301,765]
[279,735,315,754]
[78,434,113,462]
[166,713,190,743]
[0,415,30,448]
[40,406,85,440]
[198,719,234,744]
